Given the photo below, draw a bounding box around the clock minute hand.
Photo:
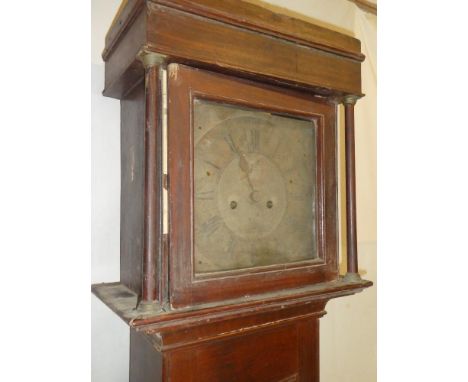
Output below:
[226,134,251,176]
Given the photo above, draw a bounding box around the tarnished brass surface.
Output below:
[193,100,318,273]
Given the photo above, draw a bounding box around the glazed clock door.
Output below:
[168,64,338,308]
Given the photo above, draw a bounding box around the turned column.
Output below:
[343,95,361,282]
[139,51,165,307]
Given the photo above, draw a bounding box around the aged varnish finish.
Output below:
[93,1,372,381]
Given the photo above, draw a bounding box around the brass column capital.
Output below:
[343,94,361,106]
[138,50,167,68]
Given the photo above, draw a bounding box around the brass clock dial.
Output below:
[194,99,318,274]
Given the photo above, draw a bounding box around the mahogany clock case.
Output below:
[93,0,372,331]
[92,1,373,381]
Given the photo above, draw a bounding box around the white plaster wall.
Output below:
[91,1,376,380]
[91,1,129,381]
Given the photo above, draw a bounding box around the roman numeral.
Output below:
[201,215,223,236]
[247,128,259,152]
[271,140,282,158]
[196,190,215,200]
[226,236,237,255]
[204,160,221,170]
[224,133,238,153]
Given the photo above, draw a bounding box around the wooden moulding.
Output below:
[148,0,364,60]
[104,6,147,98]
[104,0,363,62]
[102,0,364,99]
[92,276,372,347]
[93,278,372,357]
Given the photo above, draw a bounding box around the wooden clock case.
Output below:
[92,1,372,381]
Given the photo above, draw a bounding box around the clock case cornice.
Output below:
[102,0,364,99]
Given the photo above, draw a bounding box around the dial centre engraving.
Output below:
[217,152,287,239]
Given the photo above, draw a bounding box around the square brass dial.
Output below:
[194,99,318,274]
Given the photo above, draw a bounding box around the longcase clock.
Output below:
[92,1,372,381]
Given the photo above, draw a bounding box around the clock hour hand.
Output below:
[238,152,260,203]
[225,133,258,201]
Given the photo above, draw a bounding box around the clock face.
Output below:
[194,99,318,274]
